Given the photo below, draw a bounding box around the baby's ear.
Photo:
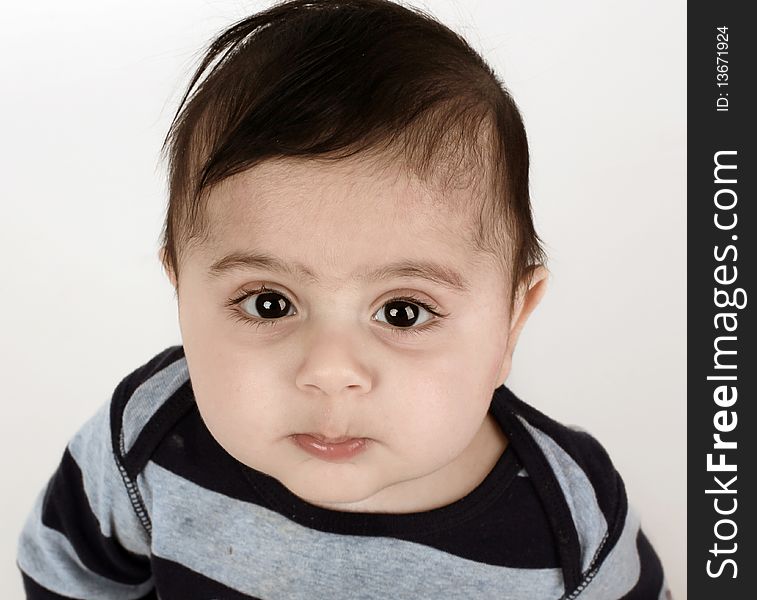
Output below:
[158,246,178,289]
[509,265,549,336]
[496,266,549,384]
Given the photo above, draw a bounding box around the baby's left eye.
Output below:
[373,299,434,328]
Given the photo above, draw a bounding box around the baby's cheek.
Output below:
[398,393,472,452]
[199,403,266,470]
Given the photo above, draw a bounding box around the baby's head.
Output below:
[158,0,548,512]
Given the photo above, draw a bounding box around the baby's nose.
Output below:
[294,322,373,397]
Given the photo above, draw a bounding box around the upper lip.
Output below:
[301,433,362,444]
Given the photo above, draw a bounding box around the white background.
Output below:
[0,0,685,597]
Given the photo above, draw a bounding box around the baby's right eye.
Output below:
[237,288,296,320]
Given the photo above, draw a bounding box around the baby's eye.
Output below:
[373,298,435,328]
[239,289,296,320]
[228,287,444,335]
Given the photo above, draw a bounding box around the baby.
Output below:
[17,0,670,598]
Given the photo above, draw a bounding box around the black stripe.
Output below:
[493,399,583,592]
[619,528,666,599]
[151,555,261,600]
[20,570,158,600]
[40,448,152,585]
[427,475,562,568]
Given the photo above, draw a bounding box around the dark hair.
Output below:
[159,0,546,311]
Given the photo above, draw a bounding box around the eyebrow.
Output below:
[207,250,471,293]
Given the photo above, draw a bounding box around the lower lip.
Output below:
[292,434,369,461]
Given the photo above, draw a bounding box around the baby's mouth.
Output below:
[290,433,370,461]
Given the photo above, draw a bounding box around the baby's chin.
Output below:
[277,461,387,511]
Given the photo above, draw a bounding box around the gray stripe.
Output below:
[67,399,152,556]
[122,356,189,454]
[142,461,565,600]
[569,507,641,599]
[516,417,608,573]
[17,486,154,599]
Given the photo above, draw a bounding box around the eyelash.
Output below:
[224,284,447,338]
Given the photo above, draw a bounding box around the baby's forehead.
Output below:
[207,156,484,242]
[191,156,502,289]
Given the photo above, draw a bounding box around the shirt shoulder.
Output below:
[109,345,194,482]
[493,385,668,598]
[497,388,626,529]
[492,386,631,596]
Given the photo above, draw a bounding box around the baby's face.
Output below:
[172,157,519,513]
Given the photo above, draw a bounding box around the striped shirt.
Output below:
[17,345,670,599]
